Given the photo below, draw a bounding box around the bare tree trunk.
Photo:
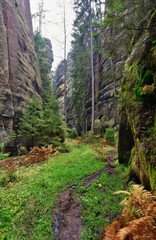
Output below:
[39,0,44,35]
[63,1,67,123]
[90,9,95,131]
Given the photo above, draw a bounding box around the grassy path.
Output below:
[0,142,127,240]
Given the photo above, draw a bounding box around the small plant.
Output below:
[21,146,59,166]
[82,131,100,144]
[67,128,78,138]
[104,127,115,145]
[0,152,10,161]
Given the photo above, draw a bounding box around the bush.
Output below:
[0,152,10,161]
[104,127,115,145]
[67,128,78,138]
[82,131,100,144]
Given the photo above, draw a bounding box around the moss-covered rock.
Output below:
[118,11,156,193]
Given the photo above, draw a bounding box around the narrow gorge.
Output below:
[55,0,156,192]
[0,0,41,151]
[0,0,156,239]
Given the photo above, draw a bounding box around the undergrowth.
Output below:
[0,140,129,240]
[77,164,128,240]
[103,185,156,240]
[0,152,10,161]
[0,142,104,239]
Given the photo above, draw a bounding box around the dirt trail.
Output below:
[53,190,81,240]
[53,150,116,240]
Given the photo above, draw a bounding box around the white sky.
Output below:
[30,0,75,70]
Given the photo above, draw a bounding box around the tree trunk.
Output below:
[90,9,95,131]
[63,1,67,123]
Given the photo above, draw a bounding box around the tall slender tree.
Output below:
[63,1,67,123]
[71,0,104,133]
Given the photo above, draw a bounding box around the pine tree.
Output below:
[19,97,43,147]
[19,32,65,147]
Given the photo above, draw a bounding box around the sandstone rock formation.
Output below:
[55,32,129,133]
[41,38,54,73]
[55,54,75,128]
[0,0,41,149]
[118,11,156,192]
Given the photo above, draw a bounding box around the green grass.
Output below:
[0,143,104,240]
[0,142,128,240]
[78,164,128,240]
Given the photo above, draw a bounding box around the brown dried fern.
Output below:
[102,185,156,240]
[115,185,156,218]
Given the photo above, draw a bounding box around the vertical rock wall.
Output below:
[118,12,156,192]
[55,29,130,133]
[55,54,75,128]
[0,0,41,146]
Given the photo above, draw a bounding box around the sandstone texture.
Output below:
[0,0,41,146]
[55,32,129,133]
[118,12,156,192]
[55,54,75,128]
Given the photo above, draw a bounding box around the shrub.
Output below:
[67,128,78,138]
[82,131,100,144]
[104,127,115,145]
[0,152,10,161]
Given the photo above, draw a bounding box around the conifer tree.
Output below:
[19,32,65,147]
[19,97,43,147]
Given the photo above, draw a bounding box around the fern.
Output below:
[102,185,156,240]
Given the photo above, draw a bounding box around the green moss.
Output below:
[120,10,156,193]
[141,70,152,85]
[148,164,156,194]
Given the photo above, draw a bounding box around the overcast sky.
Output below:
[30,0,75,70]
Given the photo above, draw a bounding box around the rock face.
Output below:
[55,54,75,128]
[0,0,41,148]
[56,31,129,133]
[42,38,54,73]
[118,11,156,192]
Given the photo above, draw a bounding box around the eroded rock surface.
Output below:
[0,0,41,147]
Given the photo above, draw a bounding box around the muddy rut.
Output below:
[53,150,116,240]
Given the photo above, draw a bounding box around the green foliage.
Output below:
[79,164,128,240]
[19,95,65,147]
[34,31,49,74]
[19,31,65,148]
[19,97,43,147]
[0,152,10,161]
[135,84,142,101]
[39,95,65,146]
[66,128,78,138]
[134,64,155,101]
[104,127,116,145]
[71,38,90,131]
[71,0,103,132]
[141,70,152,85]
[82,131,100,144]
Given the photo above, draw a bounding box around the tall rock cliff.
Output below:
[55,54,75,128]
[118,9,156,192]
[0,0,41,149]
[55,23,130,134]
